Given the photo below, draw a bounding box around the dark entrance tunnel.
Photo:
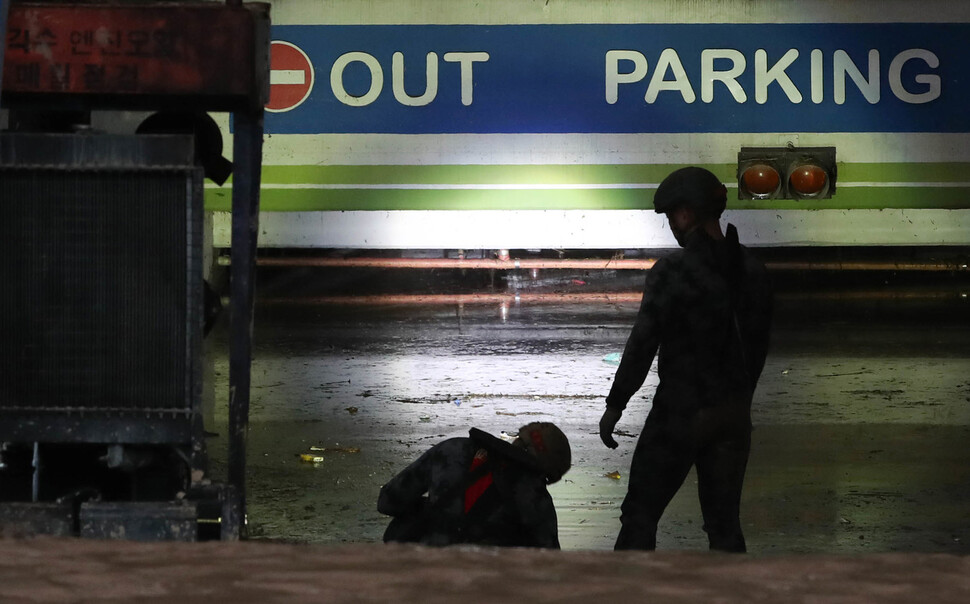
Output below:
[204,246,970,552]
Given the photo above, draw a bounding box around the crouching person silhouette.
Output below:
[378,423,571,548]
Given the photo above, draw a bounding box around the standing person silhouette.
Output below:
[599,167,773,552]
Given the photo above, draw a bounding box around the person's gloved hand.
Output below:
[599,406,623,449]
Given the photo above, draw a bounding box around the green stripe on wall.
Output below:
[850,163,970,182]
[256,163,722,185]
[205,185,970,212]
[229,162,970,186]
[204,162,970,210]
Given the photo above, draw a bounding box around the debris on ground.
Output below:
[602,352,622,365]
[310,446,361,454]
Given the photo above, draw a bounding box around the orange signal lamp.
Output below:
[789,164,828,197]
[737,146,836,200]
[741,164,781,198]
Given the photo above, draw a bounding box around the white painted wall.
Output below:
[213,209,970,249]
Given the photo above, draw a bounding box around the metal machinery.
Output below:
[0,1,269,540]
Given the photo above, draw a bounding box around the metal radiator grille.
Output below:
[0,141,201,418]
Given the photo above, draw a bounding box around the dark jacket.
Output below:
[377,429,560,548]
[606,226,773,422]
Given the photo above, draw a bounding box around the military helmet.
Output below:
[516,422,571,484]
[653,166,728,218]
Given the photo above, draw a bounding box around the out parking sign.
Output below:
[264,24,970,133]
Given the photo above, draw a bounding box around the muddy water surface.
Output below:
[205,270,970,554]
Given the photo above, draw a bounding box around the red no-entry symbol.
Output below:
[266,41,315,113]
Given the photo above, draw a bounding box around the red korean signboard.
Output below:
[2,2,269,109]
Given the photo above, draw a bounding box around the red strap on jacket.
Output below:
[463,450,494,513]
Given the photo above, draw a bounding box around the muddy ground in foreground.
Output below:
[1,538,969,603]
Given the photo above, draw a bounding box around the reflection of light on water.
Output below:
[500,295,523,323]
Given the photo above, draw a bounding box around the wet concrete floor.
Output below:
[205,265,970,554]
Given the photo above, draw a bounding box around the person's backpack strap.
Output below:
[725,223,752,386]
[463,450,494,513]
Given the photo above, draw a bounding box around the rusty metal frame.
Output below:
[0,0,8,108]
[1,1,270,540]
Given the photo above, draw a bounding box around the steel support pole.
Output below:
[227,109,263,539]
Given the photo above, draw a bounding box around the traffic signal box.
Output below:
[737,146,837,200]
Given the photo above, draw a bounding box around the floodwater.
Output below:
[205,263,970,554]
